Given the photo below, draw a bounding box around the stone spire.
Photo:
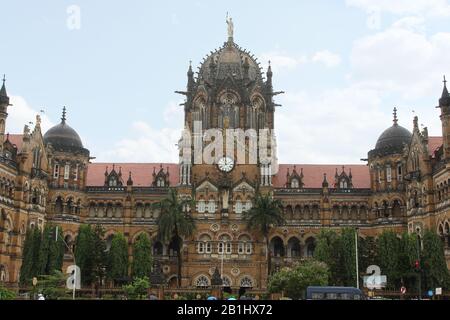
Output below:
[61,106,67,124]
[0,74,10,106]
[440,75,450,106]
[393,107,398,125]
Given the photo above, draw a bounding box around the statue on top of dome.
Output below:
[226,13,234,39]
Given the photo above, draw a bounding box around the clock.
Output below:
[217,156,234,173]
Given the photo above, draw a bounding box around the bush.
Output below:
[0,285,16,300]
[122,277,150,300]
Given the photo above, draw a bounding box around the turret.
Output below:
[0,75,11,146]
[438,76,450,161]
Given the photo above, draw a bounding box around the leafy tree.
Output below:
[92,224,108,288]
[314,229,342,284]
[36,270,67,300]
[268,259,329,299]
[340,228,358,287]
[0,285,16,300]
[398,232,419,291]
[123,277,150,300]
[19,227,42,286]
[421,229,450,290]
[107,232,129,285]
[377,230,401,289]
[75,224,94,285]
[155,188,195,287]
[38,225,64,276]
[242,192,284,277]
[131,233,152,279]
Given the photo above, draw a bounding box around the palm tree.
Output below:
[155,188,195,287]
[242,192,285,278]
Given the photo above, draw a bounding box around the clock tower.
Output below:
[175,19,280,289]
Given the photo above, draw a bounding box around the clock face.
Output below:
[218,157,234,173]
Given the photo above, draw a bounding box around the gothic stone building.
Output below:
[0,30,449,293]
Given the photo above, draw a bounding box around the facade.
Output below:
[0,27,449,294]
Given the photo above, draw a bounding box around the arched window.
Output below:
[197,199,206,213]
[105,234,114,252]
[238,235,252,255]
[270,236,284,257]
[218,235,232,254]
[207,199,216,213]
[153,241,163,256]
[55,196,63,215]
[195,275,210,288]
[198,234,212,254]
[287,237,301,257]
[240,276,253,288]
[305,237,316,257]
[135,203,143,218]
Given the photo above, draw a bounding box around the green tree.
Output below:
[38,225,64,275]
[242,193,284,277]
[0,285,16,300]
[340,228,357,287]
[123,277,150,300]
[92,224,108,289]
[376,230,401,289]
[131,233,152,279]
[268,259,329,299]
[107,232,129,285]
[314,229,342,284]
[36,270,67,300]
[19,227,42,286]
[75,224,94,285]
[421,229,450,290]
[398,232,419,291]
[155,188,195,287]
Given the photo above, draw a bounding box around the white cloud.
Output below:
[259,52,307,72]
[312,50,342,67]
[97,101,183,162]
[346,0,450,17]
[276,85,388,164]
[350,23,450,100]
[7,96,54,134]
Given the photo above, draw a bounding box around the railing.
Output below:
[86,186,126,193]
[0,156,18,169]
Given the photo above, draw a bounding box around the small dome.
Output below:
[375,124,412,150]
[43,107,85,153]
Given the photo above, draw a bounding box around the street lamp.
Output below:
[55,226,77,300]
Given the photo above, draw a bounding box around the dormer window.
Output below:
[291,178,299,188]
[157,177,165,187]
[109,176,117,187]
[339,180,348,189]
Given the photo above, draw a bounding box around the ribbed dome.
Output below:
[43,107,85,153]
[198,40,263,84]
[375,124,412,150]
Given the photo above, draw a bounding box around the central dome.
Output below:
[198,40,264,84]
[43,107,86,154]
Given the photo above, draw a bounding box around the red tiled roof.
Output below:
[86,163,179,187]
[4,134,23,152]
[273,164,370,189]
[428,136,443,157]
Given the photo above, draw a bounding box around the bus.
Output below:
[306,286,365,300]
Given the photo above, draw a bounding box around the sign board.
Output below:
[400,286,406,294]
[427,290,433,297]
[66,265,81,290]
[32,277,37,286]
[435,288,442,295]
[363,265,387,290]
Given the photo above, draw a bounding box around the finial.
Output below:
[393,107,398,125]
[61,106,67,123]
[444,75,447,87]
[2,74,5,85]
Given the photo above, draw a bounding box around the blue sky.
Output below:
[1,0,450,163]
